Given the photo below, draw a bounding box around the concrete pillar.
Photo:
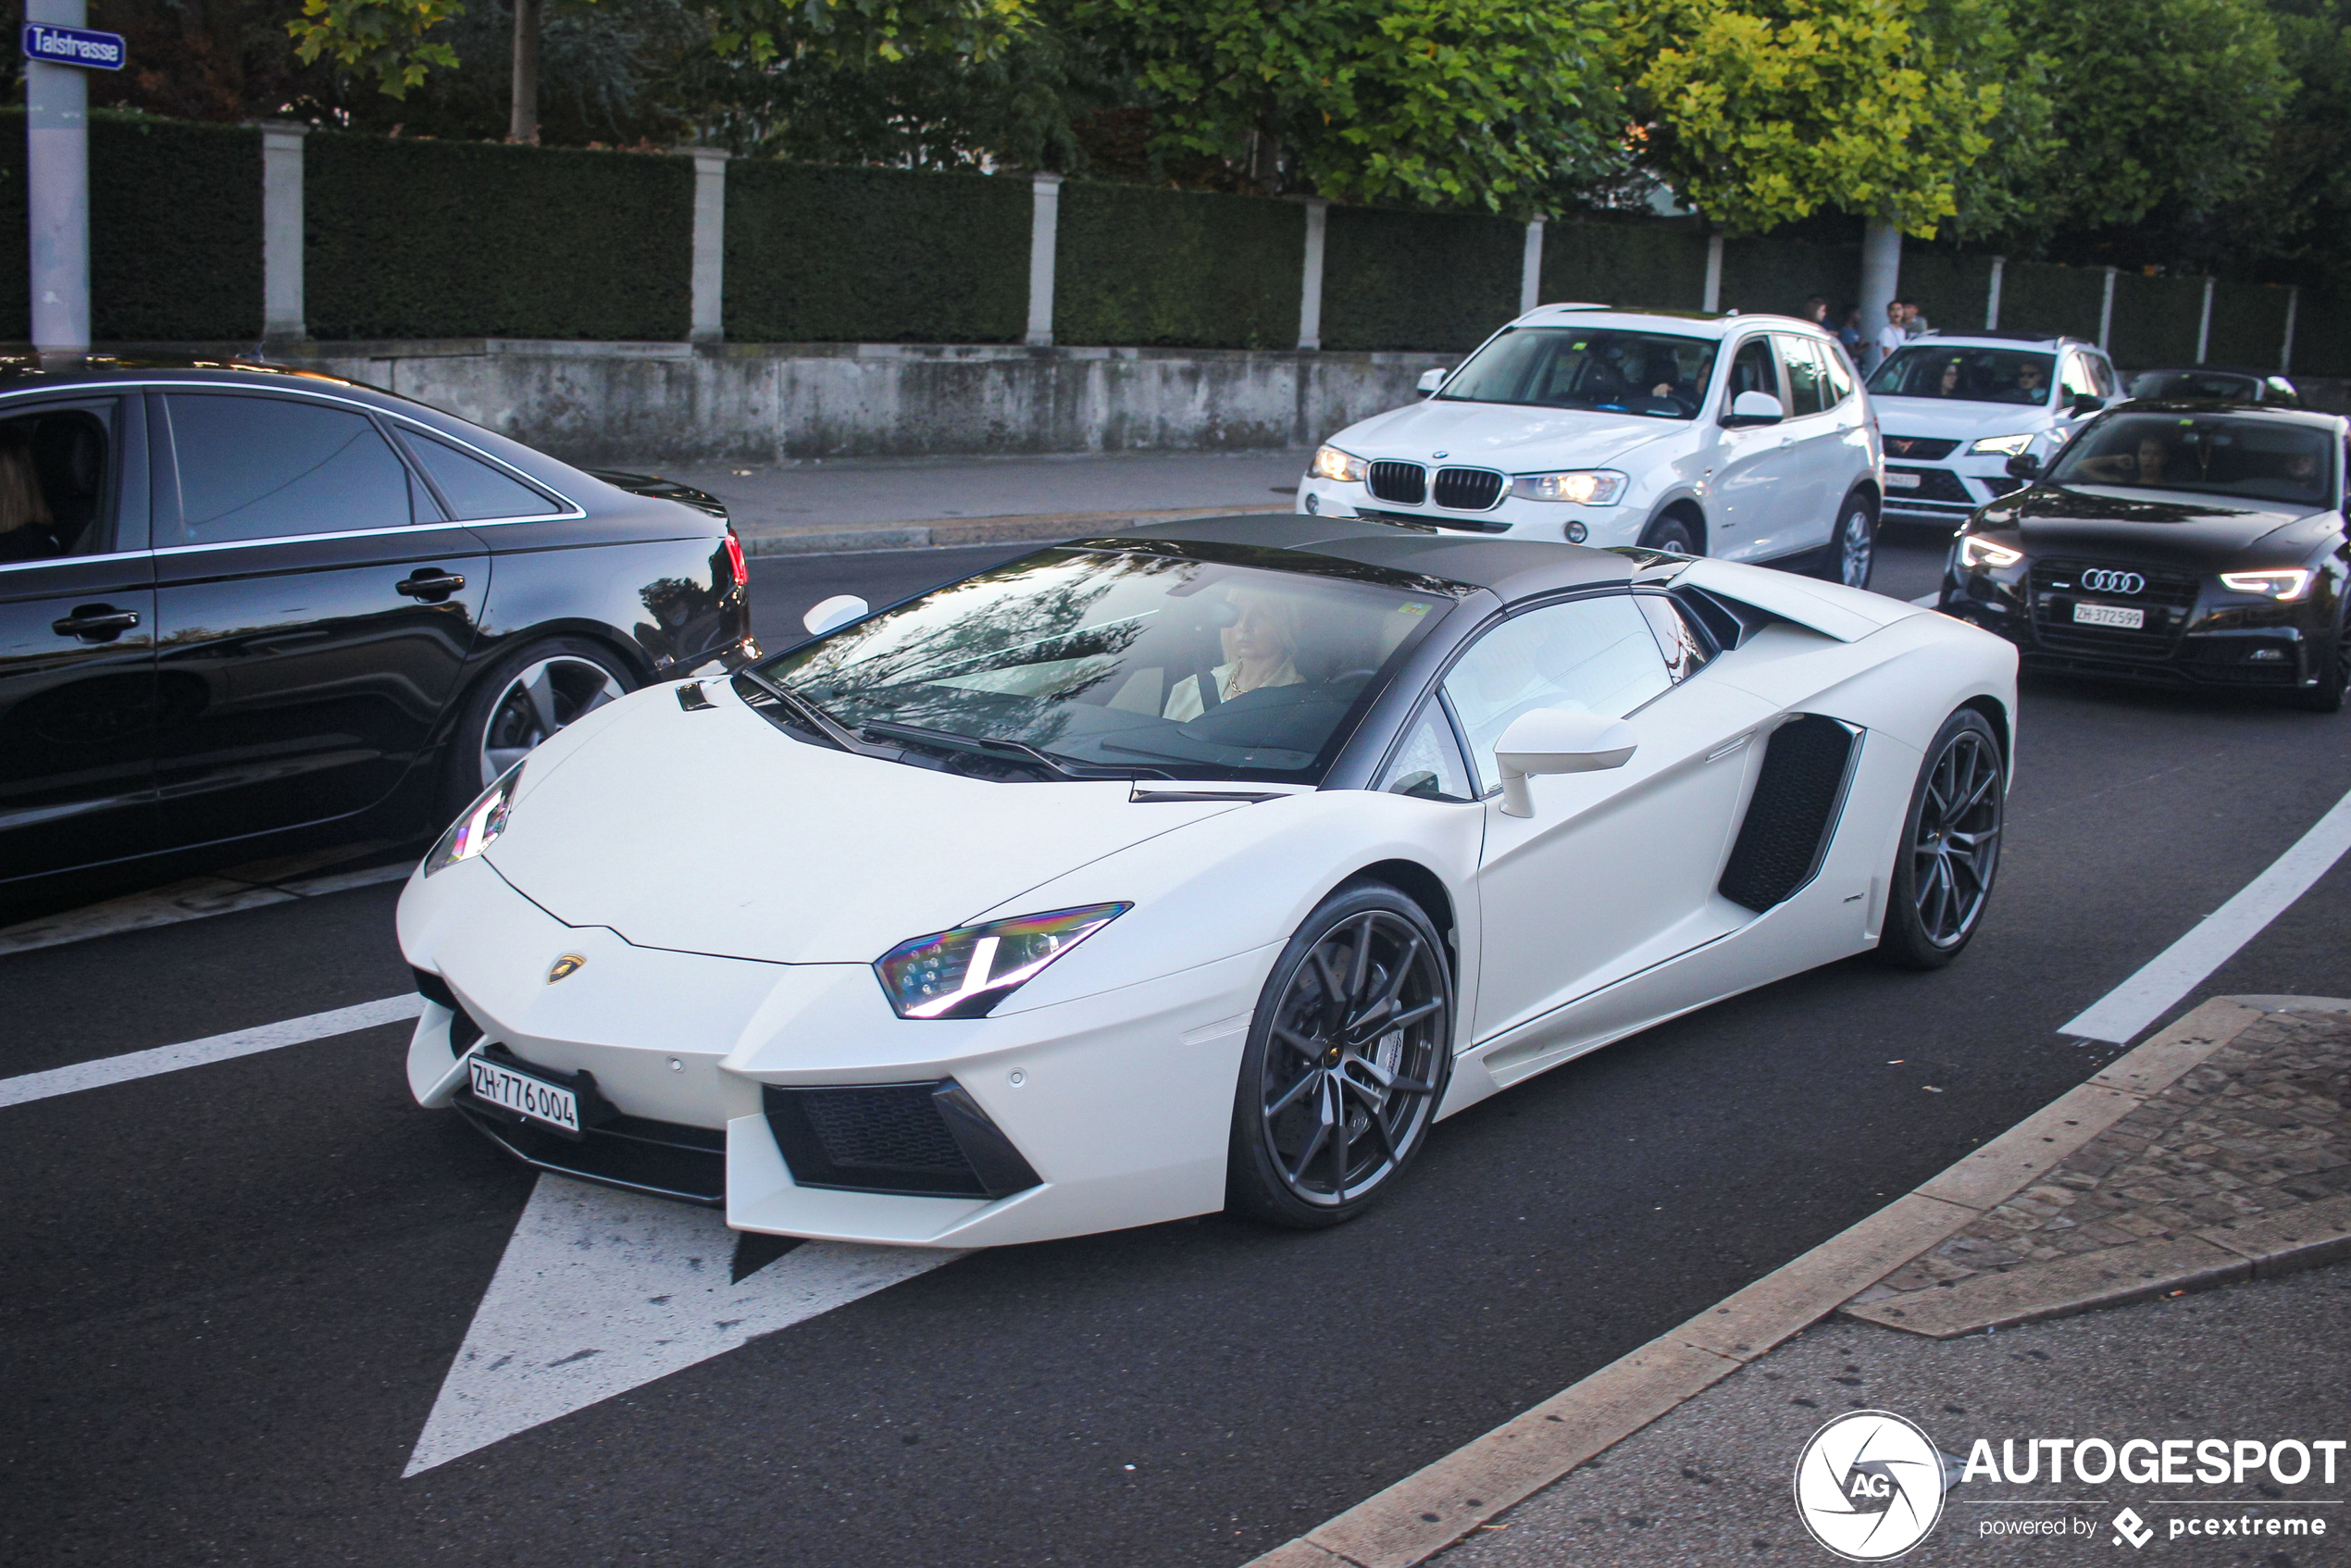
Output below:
[2283,285,2300,374]
[1984,256,2004,331]
[1297,199,1328,351]
[256,121,308,344]
[26,0,90,364]
[2195,276,2214,365]
[1520,218,1544,316]
[2097,267,2117,351]
[680,146,728,344]
[1700,229,1723,313]
[1859,221,1901,367]
[1025,173,1063,348]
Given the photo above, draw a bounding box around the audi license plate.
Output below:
[2073,602,2146,630]
[467,1054,581,1134]
[1885,471,1921,489]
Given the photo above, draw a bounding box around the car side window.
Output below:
[1725,337,1781,408]
[165,393,413,545]
[1775,336,1827,417]
[2088,355,2118,398]
[2059,355,2098,403]
[1375,701,1476,803]
[396,427,564,521]
[1821,341,1856,404]
[1636,595,1711,682]
[0,399,116,563]
[1441,595,1672,790]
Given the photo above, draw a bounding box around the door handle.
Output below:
[397,569,467,602]
[52,604,141,641]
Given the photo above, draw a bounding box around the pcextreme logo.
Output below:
[1793,1410,1947,1561]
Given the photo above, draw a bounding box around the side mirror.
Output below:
[2070,392,2102,417]
[1492,709,1638,817]
[1724,390,1785,427]
[1417,367,1449,396]
[2005,452,2041,481]
[802,594,868,636]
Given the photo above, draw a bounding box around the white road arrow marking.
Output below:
[405,1175,963,1476]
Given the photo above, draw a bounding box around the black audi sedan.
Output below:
[1940,401,2349,710]
[0,359,753,902]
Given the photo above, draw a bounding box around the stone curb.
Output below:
[734,505,1276,557]
[1238,996,2272,1568]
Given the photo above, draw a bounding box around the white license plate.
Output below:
[468,1054,581,1133]
[1885,471,1921,489]
[2073,602,2146,630]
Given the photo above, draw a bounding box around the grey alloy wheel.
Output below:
[478,655,628,788]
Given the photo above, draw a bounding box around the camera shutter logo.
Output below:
[1792,1410,1947,1561]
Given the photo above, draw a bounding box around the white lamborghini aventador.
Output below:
[397,517,2017,1247]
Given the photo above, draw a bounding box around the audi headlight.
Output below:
[876,902,1131,1019]
[1957,535,2024,570]
[2219,568,2314,601]
[1311,445,1367,484]
[423,765,521,877]
[1970,432,2035,456]
[1511,469,1627,505]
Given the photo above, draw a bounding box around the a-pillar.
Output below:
[256,121,309,345]
[680,146,728,344]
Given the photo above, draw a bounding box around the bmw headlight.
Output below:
[1511,469,1626,505]
[876,903,1131,1019]
[1970,433,2035,456]
[1311,445,1367,484]
[423,766,520,877]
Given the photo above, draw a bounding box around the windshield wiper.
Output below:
[858,718,1170,782]
[732,667,888,757]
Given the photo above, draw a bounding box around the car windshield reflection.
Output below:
[1436,327,1719,420]
[1868,346,2057,405]
[753,547,1449,783]
[2044,413,2335,507]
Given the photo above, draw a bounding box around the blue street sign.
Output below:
[21,23,126,70]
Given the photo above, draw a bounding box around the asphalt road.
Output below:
[8,523,2351,1568]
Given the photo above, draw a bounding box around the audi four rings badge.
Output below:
[2080,569,2146,595]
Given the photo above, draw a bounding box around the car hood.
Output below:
[1872,399,2057,443]
[1335,398,1683,468]
[1982,484,2327,561]
[484,683,1244,964]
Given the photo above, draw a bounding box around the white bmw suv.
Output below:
[1297,305,1886,586]
[1865,331,2119,527]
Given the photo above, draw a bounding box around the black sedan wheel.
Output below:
[1878,709,2005,969]
[2295,604,2349,714]
[443,638,634,818]
[1227,883,1453,1228]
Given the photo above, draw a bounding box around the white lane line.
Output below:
[406,1176,962,1475]
[0,993,423,1109]
[2060,782,2351,1043]
[0,854,414,957]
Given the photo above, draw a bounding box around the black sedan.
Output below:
[0,358,753,902]
[2125,366,2302,406]
[1941,401,2350,710]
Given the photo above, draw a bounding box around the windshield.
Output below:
[2045,413,2336,506]
[1869,345,2056,405]
[752,546,1453,783]
[1437,327,1719,419]
[2128,369,2261,403]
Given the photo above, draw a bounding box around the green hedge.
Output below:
[1719,235,1857,320]
[1322,205,1522,352]
[93,115,262,341]
[2207,281,2290,369]
[307,133,691,340]
[1902,251,1993,338]
[725,162,1026,343]
[1998,260,2108,343]
[1540,218,1708,312]
[1053,181,1301,349]
[2106,273,2203,368]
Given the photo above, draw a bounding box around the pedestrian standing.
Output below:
[1872,301,1908,373]
[1904,299,1933,338]
[1803,295,1832,329]
[1838,305,1865,361]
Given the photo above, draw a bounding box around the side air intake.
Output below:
[1718,715,1861,912]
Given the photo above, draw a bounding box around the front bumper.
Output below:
[1294,479,1630,545]
[1941,559,2326,690]
[397,858,1275,1247]
[1882,457,2026,521]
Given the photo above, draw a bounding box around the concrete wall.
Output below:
[262,339,1455,466]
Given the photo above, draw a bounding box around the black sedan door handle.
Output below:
[396,568,467,602]
[52,604,141,641]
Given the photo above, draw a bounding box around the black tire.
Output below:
[2294,604,2348,713]
[440,637,635,825]
[1813,491,1877,590]
[1226,883,1454,1229]
[1640,511,1703,557]
[1877,708,2005,970]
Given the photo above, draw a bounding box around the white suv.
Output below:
[1865,331,2118,526]
[1297,305,1886,586]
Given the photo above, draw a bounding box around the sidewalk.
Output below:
[645,449,1312,554]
